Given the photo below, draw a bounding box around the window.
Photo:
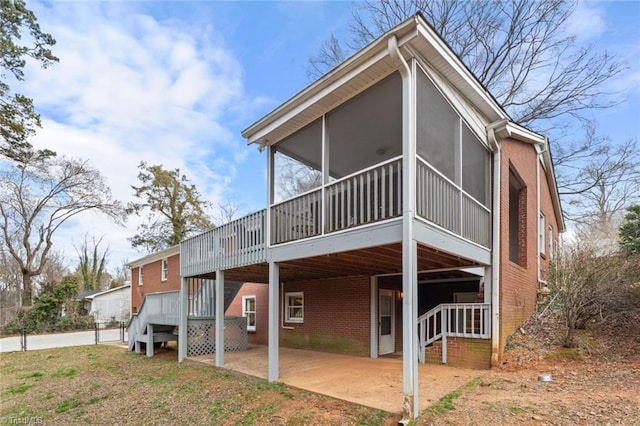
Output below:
[539,213,546,255]
[509,167,527,266]
[548,225,554,259]
[138,266,143,286]
[242,295,256,332]
[285,292,304,323]
[161,258,168,282]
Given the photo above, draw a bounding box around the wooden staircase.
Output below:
[133,324,178,355]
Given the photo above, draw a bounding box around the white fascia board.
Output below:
[494,122,565,232]
[242,18,419,144]
[127,245,179,268]
[86,284,131,300]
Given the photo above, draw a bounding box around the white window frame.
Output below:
[539,212,546,255]
[285,291,304,323]
[138,266,143,286]
[242,295,257,332]
[161,258,168,282]
[548,225,554,259]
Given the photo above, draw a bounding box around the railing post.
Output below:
[441,307,447,364]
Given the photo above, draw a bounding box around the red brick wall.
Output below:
[498,138,560,358]
[281,276,372,356]
[225,283,269,345]
[446,338,492,369]
[131,253,181,313]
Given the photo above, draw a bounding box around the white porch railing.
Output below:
[417,303,490,364]
[271,157,403,244]
[416,157,491,248]
[325,158,402,233]
[271,189,322,244]
[127,290,180,350]
[188,279,215,317]
[180,210,266,276]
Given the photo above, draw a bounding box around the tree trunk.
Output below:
[22,273,33,306]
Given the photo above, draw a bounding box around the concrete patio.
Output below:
[189,345,482,414]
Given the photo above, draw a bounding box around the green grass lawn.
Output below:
[0,345,393,425]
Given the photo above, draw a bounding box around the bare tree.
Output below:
[0,154,123,306]
[306,34,347,80]
[554,122,640,238]
[214,200,238,226]
[308,0,623,128]
[549,236,635,348]
[0,241,21,325]
[75,234,109,292]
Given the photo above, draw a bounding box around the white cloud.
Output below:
[18,2,262,270]
[566,1,606,41]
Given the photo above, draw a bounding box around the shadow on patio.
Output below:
[189,345,481,414]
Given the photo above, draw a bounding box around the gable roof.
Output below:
[241,13,564,232]
[85,284,131,300]
[128,245,179,268]
[242,13,507,146]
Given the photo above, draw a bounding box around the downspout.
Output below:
[486,119,507,366]
[389,35,419,421]
[535,138,547,284]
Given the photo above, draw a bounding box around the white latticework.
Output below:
[187,317,248,357]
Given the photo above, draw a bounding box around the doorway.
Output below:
[378,289,395,355]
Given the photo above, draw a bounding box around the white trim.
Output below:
[161,258,168,282]
[284,291,304,323]
[242,295,257,332]
[138,266,143,286]
[128,245,179,268]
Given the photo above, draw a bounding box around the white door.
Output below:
[378,289,395,355]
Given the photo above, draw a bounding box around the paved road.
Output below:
[0,329,128,353]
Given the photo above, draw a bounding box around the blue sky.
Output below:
[20,1,640,272]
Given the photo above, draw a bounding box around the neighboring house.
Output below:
[128,248,269,346]
[86,284,131,323]
[129,245,181,314]
[130,14,564,419]
[77,289,100,315]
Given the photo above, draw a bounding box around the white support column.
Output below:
[215,270,225,367]
[146,323,154,357]
[178,277,188,362]
[389,35,419,420]
[268,261,280,382]
[370,276,378,359]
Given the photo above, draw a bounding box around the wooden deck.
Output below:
[189,345,481,415]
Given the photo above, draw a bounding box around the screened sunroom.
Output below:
[267,64,490,250]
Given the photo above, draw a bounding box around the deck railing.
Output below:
[271,157,403,244]
[416,157,490,248]
[271,189,321,244]
[127,290,180,350]
[180,210,267,276]
[417,303,490,363]
[325,158,402,233]
[180,155,491,276]
[188,279,215,317]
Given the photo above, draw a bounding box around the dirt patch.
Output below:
[415,312,640,425]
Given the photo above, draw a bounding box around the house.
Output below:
[129,245,181,315]
[86,284,131,323]
[128,247,269,350]
[130,14,563,419]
